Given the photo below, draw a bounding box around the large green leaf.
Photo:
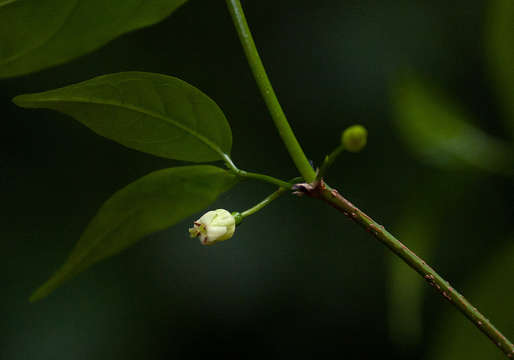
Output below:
[0,0,187,78]
[392,76,514,175]
[13,72,232,162]
[486,0,514,135]
[30,165,238,301]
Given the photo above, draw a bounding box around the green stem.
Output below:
[222,153,292,188]
[238,170,292,188]
[241,186,288,219]
[317,144,345,180]
[233,177,302,225]
[298,181,513,357]
[225,0,316,182]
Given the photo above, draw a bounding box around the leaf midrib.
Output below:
[0,0,20,7]
[20,95,226,157]
[0,0,80,66]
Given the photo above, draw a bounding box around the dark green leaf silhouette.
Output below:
[0,0,187,78]
[30,165,238,301]
[14,72,232,162]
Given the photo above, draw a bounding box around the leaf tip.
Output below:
[28,271,67,303]
[29,287,47,303]
[12,94,31,108]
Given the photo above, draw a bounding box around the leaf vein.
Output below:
[0,0,80,66]
[30,96,225,156]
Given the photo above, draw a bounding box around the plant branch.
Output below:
[293,180,514,358]
[237,170,292,189]
[225,0,513,356]
[222,153,292,188]
[241,186,288,219]
[317,144,345,180]
[240,176,303,220]
[225,0,316,182]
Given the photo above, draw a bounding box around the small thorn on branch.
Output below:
[292,182,314,196]
[292,180,323,197]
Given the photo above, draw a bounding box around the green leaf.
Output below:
[427,240,514,360]
[30,165,238,302]
[13,72,232,162]
[486,0,514,135]
[0,0,187,78]
[392,76,514,175]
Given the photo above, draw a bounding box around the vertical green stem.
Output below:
[225,0,316,182]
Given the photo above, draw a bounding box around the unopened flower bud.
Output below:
[342,125,368,152]
[188,209,235,245]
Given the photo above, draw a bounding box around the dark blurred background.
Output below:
[1,0,513,359]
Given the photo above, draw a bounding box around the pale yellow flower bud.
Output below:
[188,209,236,245]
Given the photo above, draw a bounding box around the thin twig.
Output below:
[293,180,514,358]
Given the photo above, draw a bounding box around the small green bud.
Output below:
[341,125,368,152]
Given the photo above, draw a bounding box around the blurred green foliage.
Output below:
[486,0,514,135]
[392,75,513,175]
[389,0,514,356]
